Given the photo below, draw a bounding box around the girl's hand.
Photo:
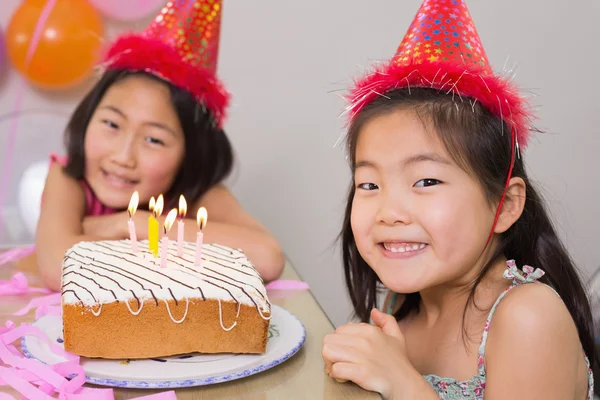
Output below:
[322,308,435,399]
[82,212,128,239]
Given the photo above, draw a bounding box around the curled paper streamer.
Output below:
[0,246,35,266]
[0,322,92,399]
[0,272,50,296]
[265,280,310,291]
[4,292,62,320]
[0,271,176,398]
[0,295,178,399]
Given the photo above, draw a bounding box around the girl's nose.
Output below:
[376,191,411,226]
[110,135,137,169]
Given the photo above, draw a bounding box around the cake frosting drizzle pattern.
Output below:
[61,240,271,330]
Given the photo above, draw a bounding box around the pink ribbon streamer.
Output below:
[0,246,35,267]
[0,272,177,398]
[265,280,309,291]
[0,0,57,245]
[0,272,50,296]
[0,320,178,399]
[2,292,62,320]
[0,0,179,396]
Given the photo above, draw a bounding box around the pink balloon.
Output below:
[88,0,165,22]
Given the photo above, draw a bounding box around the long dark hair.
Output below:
[62,69,234,209]
[341,88,596,369]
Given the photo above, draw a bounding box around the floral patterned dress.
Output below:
[387,260,594,399]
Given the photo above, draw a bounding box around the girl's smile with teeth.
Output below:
[382,242,427,253]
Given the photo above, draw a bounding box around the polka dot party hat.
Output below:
[103,0,229,127]
[393,0,491,74]
[346,0,534,149]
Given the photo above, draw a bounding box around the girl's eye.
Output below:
[145,136,165,146]
[414,179,442,188]
[102,120,119,130]
[357,182,379,191]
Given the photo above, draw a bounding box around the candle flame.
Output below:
[149,196,155,212]
[128,191,139,218]
[178,195,187,219]
[197,207,207,230]
[164,208,178,234]
[154,195,164,218]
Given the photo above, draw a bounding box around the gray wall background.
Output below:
[1,0,598,326]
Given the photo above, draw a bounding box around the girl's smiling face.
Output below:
[84,74,185,209]
[351,109,497,293]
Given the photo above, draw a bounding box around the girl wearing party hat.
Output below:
[36,0,284,291]
[322,0,595,398]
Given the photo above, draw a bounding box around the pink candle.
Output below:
[177,219,184,256]
[160,236,169,268]
[195,231,203,267]
[160,209,178,269]
[177,195,187,257]
[128,219,139,252]
[127,191,139,252]
[195,207,207,267]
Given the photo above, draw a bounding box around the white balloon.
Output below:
[18,160,50,236]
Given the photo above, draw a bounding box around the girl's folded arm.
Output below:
[36,164,107,291]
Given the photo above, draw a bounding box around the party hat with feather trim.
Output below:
[102,0,229,127]
[346,0,534,149]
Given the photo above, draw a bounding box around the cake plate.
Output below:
[21,304,306,389]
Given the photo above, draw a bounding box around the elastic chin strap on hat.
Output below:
[482,127,517,254]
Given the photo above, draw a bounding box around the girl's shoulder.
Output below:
[45,154,114,217]
[488,262,575,340]
[45,158,82,193]
[490,281,573,333]
[485,281,583,367]
[494,283,575,333]
[42,160,87,214]
[482,280,591,398]
[50,153,68,167]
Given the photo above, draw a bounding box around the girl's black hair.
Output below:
[341,87,596,372]
[63,69,233,209]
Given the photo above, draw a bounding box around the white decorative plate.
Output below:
[22,305,305,389]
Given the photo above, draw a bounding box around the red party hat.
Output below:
[393,0,491,73]
[103,0,229,127]
[346,0,533,148]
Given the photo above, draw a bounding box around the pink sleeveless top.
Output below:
[50,154,116,217]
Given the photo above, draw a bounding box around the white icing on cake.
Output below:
[219,299,240,331]
[164,298,189,324]
[61,240,271,323]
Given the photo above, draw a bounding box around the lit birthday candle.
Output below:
[177,195,187,257]
[150,195,164,257]
[161,209,178,268]
[127,191,139,252]
[148,197,156,253]
[195,207,207,267]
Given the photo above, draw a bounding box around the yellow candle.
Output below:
[150,195,164,257]
[149,216,158,255]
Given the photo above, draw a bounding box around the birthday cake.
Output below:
[60,239,271,359]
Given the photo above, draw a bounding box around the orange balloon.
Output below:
[6,0,104,90]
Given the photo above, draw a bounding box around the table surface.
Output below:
[0,251,379,399]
